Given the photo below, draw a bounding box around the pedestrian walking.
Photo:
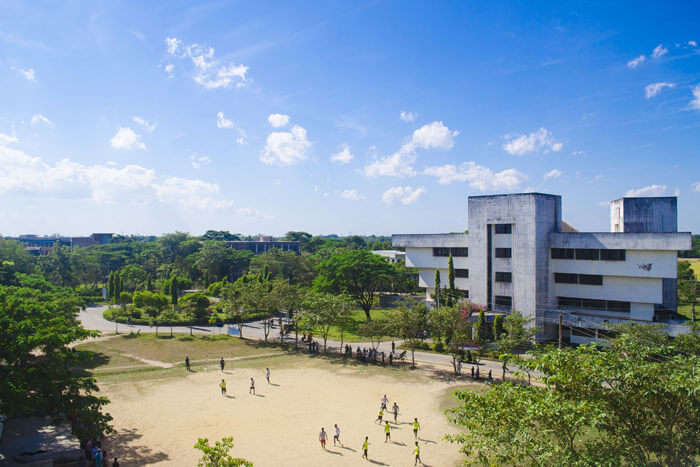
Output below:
[414,441,421,465]
[185,356,190,371]
[220,379,226,395]
[249,378,255,394]
[457,360,462,375]
[381,394,389,409]
[112,458,119,467]
[266,368,271,384]
[362,436,369,459]
[384,421,391,442]
[391,341,395,353]
[413,417,420,438]
[376,407,384,423]
[471,366,474,379]
[319,427,328,449]
[392,402,399,422]
[476,367,480,380]
[220,357,225,372]
[333,424,342,446]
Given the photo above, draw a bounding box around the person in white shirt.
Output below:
[333,424,342,446]
[319,427,328,449]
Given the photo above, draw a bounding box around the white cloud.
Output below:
[164,37,249,89]
[543,168,562,180]
[216,112,247,144]
[382,186,426,205]
[190,154,211,169]
[14,67,36,81]
[627,55,646,68]
[362,121,458,177]
[651,44,668,59]
[572,150,586,157]
[110,127,146,150]
[645,82,675,99]
[30,114,53,127]
[625,184,667,197]
[261,124,311,165]
[689,40,698,47]
[690,84,700,110]
[400,111,417,122]
[268,113,290,128]
[503,128,562,155]
[423,162,527,191]
[132,116,156,132]
[0,133,18,145]
[340,189,364,200]
[330,145,354,164]
[313,185,320,192]
[0,143,240,212]
[692,182,700,192]
[164,64,175,78]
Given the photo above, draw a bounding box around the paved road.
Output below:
[79,305,508,377]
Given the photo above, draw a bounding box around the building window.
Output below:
[551,248,575,259]
[433,247,468,257]
[464,290,469,298]
[558,297,630,313]
[554,273,578,284]
[495,295,512,308]
[578,274,603,286]
[581,298,606,310]
[607,300,630,313]
[600,249,625,261]
[451,247,469,257]
[571,327,595,337]
[495,224,512,234]
[558,296,582,308]
[495,272,512,282]
[455,269,469,278]
[575,249,600,261]
[495,248,512,258]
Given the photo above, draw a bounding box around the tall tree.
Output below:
[301,291,353,353]
[430,303,474,375]
[495,310,536,380]
[386,301,429,367]
[272,280,306,346]
[434,269,441,307]
[314,250,393,320]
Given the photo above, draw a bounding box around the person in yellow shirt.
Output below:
[220,379,226,396]
[384,421,391,442]
[376,407,384,423]
[413,417,420,439]
[414,441,421,465]
[362,436,369,459]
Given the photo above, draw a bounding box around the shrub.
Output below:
[433,341,445,353]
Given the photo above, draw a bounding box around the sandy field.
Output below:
[99,361,467,466]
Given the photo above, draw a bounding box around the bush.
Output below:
[433,341,445,353]
[207,281,224,297]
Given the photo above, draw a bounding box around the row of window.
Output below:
[554,273,603,286]
[495,248,511,258]
[551,248,626,261]
[433,247,469,257]
[495,224,512,234]
[455,269,469,278]
[495,271,512,282]
[495,295,512,307]
[558,296,631,313]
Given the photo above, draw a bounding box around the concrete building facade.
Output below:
[393,193,692,343]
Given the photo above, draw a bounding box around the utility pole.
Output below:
[558,312,563,350]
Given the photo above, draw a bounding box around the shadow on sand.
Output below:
[104,427,169,465]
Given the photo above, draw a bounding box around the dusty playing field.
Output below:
[99,359,467,466]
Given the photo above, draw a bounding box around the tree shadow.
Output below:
[70,351,111,376]
[104,427,169,465]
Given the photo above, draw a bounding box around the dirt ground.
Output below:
[99,360,467,466]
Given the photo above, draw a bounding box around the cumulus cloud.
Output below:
[164,36,249,89]
[216,112,247,144]
[340,189,364,200]
[132,116,156,132]
[0,141,244,212]
[362,121,458,177]
[627,55,646,68]
[110,127,146,150]
[423,162,527,191]
[625,184,667,197]
[268,113,290,128]
[330,145,354,164]
[400,111,417,122]
[190,153,211,169]
[543,168,562,180]
[164,63,175,78]
[0,133,18,145]
[382,186,426,205]
[30,114,53,126]
[689,40,698,47]
[261,124,311,165]
[690,84,700,110]
[651,44,668,59]
[503,128,562,155]
[645,82,675,99]
[14,67,36,81]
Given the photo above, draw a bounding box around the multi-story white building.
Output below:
[392,193,692,344]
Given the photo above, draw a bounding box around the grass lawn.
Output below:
[304,307,400,342]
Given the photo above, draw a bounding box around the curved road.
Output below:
[79,305,506,376]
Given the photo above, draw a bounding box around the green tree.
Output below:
[179,292,211,320]
[433,269,441,307]
[193,436,252,467]
[0,238,36,274]
[386,301,429,367]
[196,241,252,286]
[430,303,474,374]
[272,280,306,345]
[358,315,390,352]
[39,242,75,287]
[314,250,393,320]
[234,280,277,341]
[133,290,169,317]
[496,310,536,381]
[119,264,147,292]
[493,314,504,341]
[301,291,353,353]
[475,308,487,346]
[118,291,132,309]
[202,230,241,242]
[170,275,179,306]
[107,271,115,302]
[221,282,249,339]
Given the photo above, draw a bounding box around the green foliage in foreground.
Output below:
[194,436,252,467]
[446,325,700,466]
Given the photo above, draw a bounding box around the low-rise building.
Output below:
[393,193,692,344]
[4,233,113,255]
[371,249,406,264]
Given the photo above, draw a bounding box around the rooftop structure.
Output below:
[4,233,113,255]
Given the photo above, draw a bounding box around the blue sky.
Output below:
[1,1,699,237]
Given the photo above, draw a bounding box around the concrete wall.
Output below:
[404,247,468,270]
[551,250,678,278]
[392,233,468,248]
[553,276,662,303]
[549,232,691,250]
[610,197,678,233]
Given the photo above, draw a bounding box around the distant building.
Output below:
[393,193,692,344]
[5,233,113,255]
[225,236,301,255]
[371,250,406,264]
